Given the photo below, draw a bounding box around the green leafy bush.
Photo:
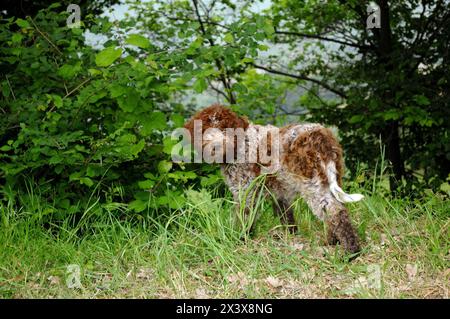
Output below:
[0,6,211,218]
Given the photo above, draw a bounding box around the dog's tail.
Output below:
[326,162,364,203]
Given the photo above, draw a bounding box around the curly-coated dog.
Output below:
[184,104,364,255]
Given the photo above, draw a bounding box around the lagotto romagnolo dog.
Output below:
[183,104,364,255]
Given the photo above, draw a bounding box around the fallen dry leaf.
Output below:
[291,243,305,251]
[265,276,283,288]
[406,264,418,282]
[47,275,60,285]
[136,267,154,280]
[227,272,250,289]
[195,288,210,298]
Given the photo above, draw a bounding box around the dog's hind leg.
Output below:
[301,184,360,256]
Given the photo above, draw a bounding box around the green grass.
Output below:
[0,177,448,298]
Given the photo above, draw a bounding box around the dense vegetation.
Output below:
[0,0,448,298]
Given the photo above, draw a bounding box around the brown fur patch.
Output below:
[283,127,343,186]
[265,173,283,191]
[184,104,249,137]
[250,163,261,176]
[327,209,360,254]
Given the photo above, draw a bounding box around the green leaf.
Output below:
[138,180,155,189]
[16,18,30,28]
[413,95,430,106]
[201,174,221,187]
[167,194,185,209]
[2,83,10,98]
[141,112,167,135]
[263,19,274,36]
[149,111,167,130]
[126,34,150,49]
[383,109,401,121]
[57,63,81,79]
[80,177,94,187]
[12,33,23,43]
[69,172,82,181]
[440,182,450,194]
[88,68,102,76]
[241,57,254,64]
[170,113,185,128]
[162,137,177,155]
[349,115,364,124]
[144,172,156,180]
[117,90,139,112]
[130,139,145,156]
[52,95,63,108]
[109,84,127,98]
[190,37,204,49]
[168,170,197,182]
[86,166,101,177]
[146,57,158,69]
[129,199,147,212]
[59,199,70,209]
[232,82,248,94]
[48,3,62,9]
[193,78,207,93]
[119,134,137,144]
[224,33,234,43]
[158,160,172,174]
[95,46,122,67]
[156,196,169,206]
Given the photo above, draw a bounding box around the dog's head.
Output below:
[184,104,249,135]
[183,104,249,162]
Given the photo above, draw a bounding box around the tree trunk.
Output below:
[376,0,405,191]
[381,120,405,191]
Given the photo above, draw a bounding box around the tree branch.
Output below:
[206,78,229,101]
[29,17,63,55]
[158,11,231,30]
[5,75,16,101]
[278,105,308,116]
[274,29,370,50]
[252,64,347,99]
[191,0,236,104]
